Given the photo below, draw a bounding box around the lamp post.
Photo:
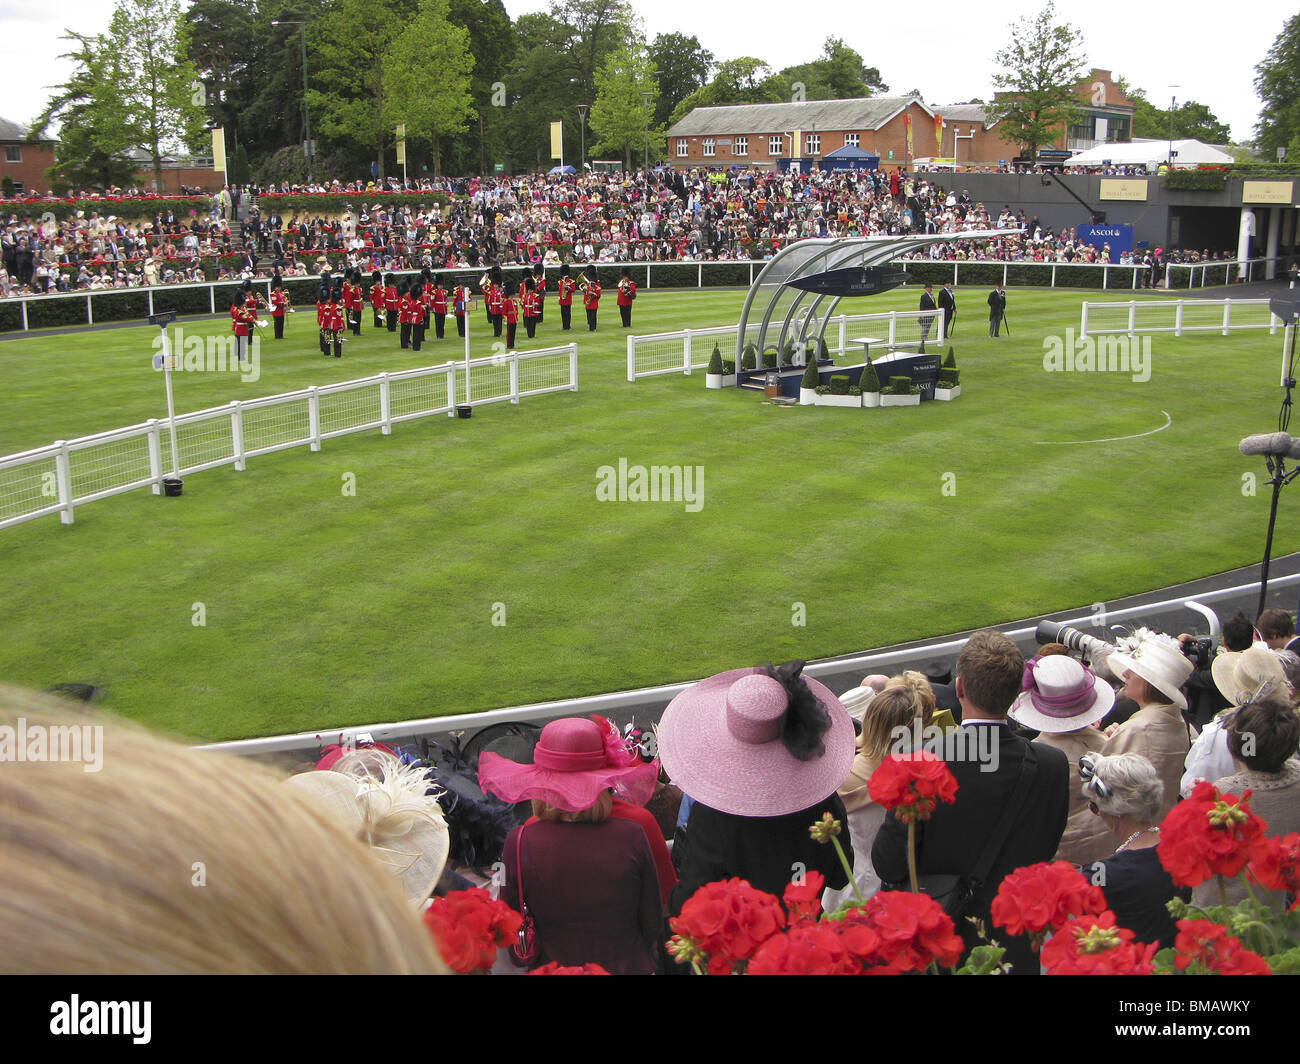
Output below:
[1167,86,1180,169]
[576,104,589,171]
[640,91,653,172]
[272,19,312,182]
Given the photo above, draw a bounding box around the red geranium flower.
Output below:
[748,920,858,975]
[991,861,1108,938]
[867,752,958,823]
[422,888,522,975]
[1247,832,1300,902]
[853,890,964,971]
[1157,782,1268,887]
[528,962,610,975]
[668,878,787,974]
[1040,911,1157,975]
[1173,918,1272,975]
[782,870,826,920]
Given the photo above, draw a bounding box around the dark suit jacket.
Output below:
[920,290,937,311]
[938,287,956,315]
[871,722,1069,973]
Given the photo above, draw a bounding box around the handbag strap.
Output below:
[967,736,1038,891]
[514,824,528,914]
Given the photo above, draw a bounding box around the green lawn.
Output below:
[0,286,1292,742]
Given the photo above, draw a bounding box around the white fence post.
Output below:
[1175,300,1184,338]
[626,334,636,383]
[569,343,578,391]
[1003,263,1008,288]
[838,314,847,357]
[1080,302,1089,339]
[1127,301,1137,338]
[683,328,692,374]
[379,373,392,434]
[54,441,74,525]
[1051,264,1057,288]
[446,365,458,415]
[210,287,216,314]
[1102,266,1109,290]
[888,312,897,347]
[231,401,245,470]
[146,419,162,494]
[308,387,321,451]
[1222,299,1232,337]
[86,295,93,325]
[509,353,520,404]
[20,300,28,331]
[148,289,155,317]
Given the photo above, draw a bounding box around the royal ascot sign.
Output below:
[1098,179,1148,202]
[1242,180,1294,205]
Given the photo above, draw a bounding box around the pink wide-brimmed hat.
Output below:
[1009,655,1115,734]
[656,663,855,818]
[477,716,658,813]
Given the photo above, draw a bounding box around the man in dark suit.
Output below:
[872,629,1069,974]
[938,281,956,338]
[988,284,1007,337]
[919,282,938,343]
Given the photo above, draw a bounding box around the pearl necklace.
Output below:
[1117,826,1159,853]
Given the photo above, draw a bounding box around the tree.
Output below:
[108,0,208,190]
[445,0,516,176]
[32,32,139,191]
[778,37,888,101]
[383,0,473,177]
[589,43,659,168]
[668,57,784,126]
[986,1,1088,155]
[1255,14,1300,156]
[1116,79,1232,144]
[648,32,712,127]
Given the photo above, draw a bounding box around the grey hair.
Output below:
[1081,753,1164,824]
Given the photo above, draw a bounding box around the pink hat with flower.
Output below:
[477,716,658,813]
[1009,655,1114,734]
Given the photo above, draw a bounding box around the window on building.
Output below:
[806,134,820,155]
[676,139,688,158]
[845,133,860,148]
[4,146,20,163]
[769,135,784,156]
[1106,116,1131,143]
[702,138,715,157]
[734,137,748,156]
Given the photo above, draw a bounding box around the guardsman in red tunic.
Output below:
[269,276,290,340]
[316,282,330,354]
[452,280,469,337]
[231,292,254,364]
[385,273,399,332]
[502,281,519,350]
[616,266,637,328]
[398,280,413,349]
[243,280,266,332]
[325,286,346,358]
[532,263,546,325]
[343,270,362,335]
[521,276,539,340]
[370,270,386,328]
[431,274,449,339]
[485,271,505,338]
[581,265,601,331]
[557,263,575,331]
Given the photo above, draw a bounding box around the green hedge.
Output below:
[1164,170,1229,191]
[2,196,210,223]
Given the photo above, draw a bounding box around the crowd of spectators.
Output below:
[1,166,1235,298]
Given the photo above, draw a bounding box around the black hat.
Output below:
[372,269,382,283]
[560,263,570,276]
[271,276,282,289]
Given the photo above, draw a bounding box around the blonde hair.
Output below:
[0,686,447,974]
[885,671,938,726]
[530,791,613,823]
[858,686,928,763]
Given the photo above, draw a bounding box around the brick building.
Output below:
[0,117,57,194]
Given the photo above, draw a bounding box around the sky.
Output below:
[0,0,1291,144]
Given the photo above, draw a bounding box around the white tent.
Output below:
[1066,139,1232,169]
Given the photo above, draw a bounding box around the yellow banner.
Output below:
[550,121,563,160]
[212,128,227,174]
[1099,178,1148,201]
[791,129,801,157]
[1242,180,1293,204]
[904,113,913,158]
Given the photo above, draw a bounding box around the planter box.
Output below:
[880,393,921,407]
[933,385,961,401]
[706,373,737,389]
[815,393,862,408]
[799,387,819,406]
[862,392,881,408]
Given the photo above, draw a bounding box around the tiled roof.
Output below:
[667,97,934,138]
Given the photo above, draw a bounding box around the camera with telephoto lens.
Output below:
[1181,636,1215,671]
[1035,620,1114,662]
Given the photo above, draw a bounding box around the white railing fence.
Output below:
[896,258,1149,291]
[1165,255,1300,289]
[626,309,947,382]
[0,345,577,531]
[1079,298,1283,338]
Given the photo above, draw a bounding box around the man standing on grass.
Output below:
[938,281,956,338]
[919,282,938,343]
[987,283,1006,338]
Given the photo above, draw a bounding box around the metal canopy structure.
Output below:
[734,231,1013,369]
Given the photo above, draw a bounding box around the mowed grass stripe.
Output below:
[0,287,1293,741]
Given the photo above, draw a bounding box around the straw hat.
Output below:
[656,662,855,818]
[286,751,449,908]
[1009,655,1115,734]
[1105,629,1194,712]
[1211,644,1286,705]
